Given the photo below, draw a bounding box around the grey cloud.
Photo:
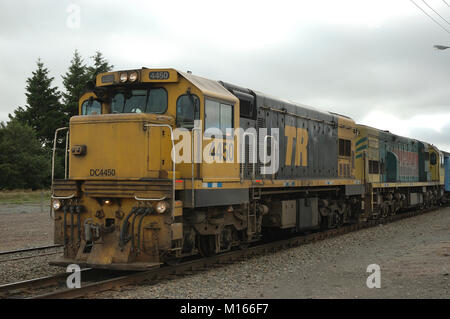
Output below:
[410,124,450,152]
[1,1,450,150]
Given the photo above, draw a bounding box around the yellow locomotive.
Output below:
[50,68,444,270]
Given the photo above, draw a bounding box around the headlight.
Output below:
[129,71,138,82]
[103,199,112,206]
[52,200,61,211]
[119,72,128,83]
[155,201,168,214]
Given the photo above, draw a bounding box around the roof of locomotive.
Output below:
[356,124,417,143]
[253,90,337,122]
[179,71,239,104]
[218,80,349,124]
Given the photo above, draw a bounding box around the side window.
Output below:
[205,100,220,130]
[82,99,102,115]
[338,139,351,157]
[147,88,167,113]
[220,103,233,133]
[176,94,200,129]
[205,99,233,135]
[369,160,380,174]
[430,152,437,165]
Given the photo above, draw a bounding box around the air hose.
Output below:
[130,207,145,251]
[119,207,137,248]
[136,207,152,253]
[63,206,68,245]
[76,205,82,245]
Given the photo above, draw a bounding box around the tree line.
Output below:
[0,51,113,190]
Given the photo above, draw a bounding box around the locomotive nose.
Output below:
[69,113,170,180]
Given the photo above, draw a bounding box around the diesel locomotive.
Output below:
[49,68,446,270]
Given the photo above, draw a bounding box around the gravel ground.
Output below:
[0,203,54,251]
[96,207,449,299]
[0,202,448,297]
[0,254,62,285]
[0,202,61,285]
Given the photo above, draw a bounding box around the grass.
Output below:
[0,189,51,204]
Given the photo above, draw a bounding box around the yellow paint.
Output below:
[337,116,357,179]
[284,125,308,167]
[284,126,295,166]
[355,125,381,183]
[439,152,445,185]
[429,145,440,182]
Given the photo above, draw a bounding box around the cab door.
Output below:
[201,98,239,181]
[429,147,439,182]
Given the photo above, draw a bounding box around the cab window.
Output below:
[176,94,200,129]
[205,99,233,135]
[111,93,125,113]
[110,88,167,114]
[124,90,147,113]
[82,99,101,115]
[147,88,168,113]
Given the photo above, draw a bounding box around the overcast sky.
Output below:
[2,0,450,151]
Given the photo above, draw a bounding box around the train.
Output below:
[49,68,448,270]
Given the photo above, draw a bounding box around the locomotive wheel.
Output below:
[197,234,216,257]
[335,212,343,227]
[165,257,182,266]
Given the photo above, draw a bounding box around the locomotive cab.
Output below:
[50,69,241,270]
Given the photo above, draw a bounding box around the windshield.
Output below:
[111,88,167,114]
[82,99,102,115]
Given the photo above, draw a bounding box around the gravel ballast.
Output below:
[97,207,449,299]
[0,202,60,285]
[0,202,448,298]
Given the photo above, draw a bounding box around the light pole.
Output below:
[434,44,450,50]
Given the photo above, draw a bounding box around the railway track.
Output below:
[0,204,444,299]
[0,268,127,299]
[0,244,63,264]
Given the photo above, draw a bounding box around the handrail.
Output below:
[144,123,176,221]
[51,194,76,200]
[191,124,202,208]
[134,196,167,201]
[64,130,69,179]
[50,127,69,220]
[51,127,69,186]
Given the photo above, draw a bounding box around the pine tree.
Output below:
[62,50,90,119]
[87,51,114,80]
[11,59,65,148]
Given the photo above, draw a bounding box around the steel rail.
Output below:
[0,252,62,264]
[0,268,113,299]
[0,244,63,256]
